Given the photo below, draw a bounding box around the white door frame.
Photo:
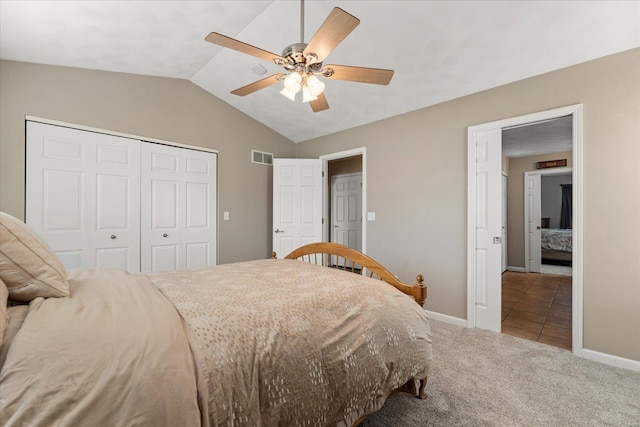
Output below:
[501,172,508,273]
[524,167,573,273]
[320,147,366,254]
[467,104,583,356]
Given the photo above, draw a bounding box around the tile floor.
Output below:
[502,271,572,350]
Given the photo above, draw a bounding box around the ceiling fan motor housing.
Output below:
[280,43,323,72]
[282,43,307,63]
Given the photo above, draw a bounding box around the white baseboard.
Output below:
[507,266,526,273]
[582,348,640,372]
[425,308,640,372]
[424,310,468,327]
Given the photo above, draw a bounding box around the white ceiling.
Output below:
[1,1,639,143]
[503,116,573,158]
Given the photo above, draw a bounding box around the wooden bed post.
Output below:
[414,274,427,307]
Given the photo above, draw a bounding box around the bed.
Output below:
[0,212,432,426]
[541,228,573,266]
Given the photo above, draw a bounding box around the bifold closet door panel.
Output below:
[140,143,217,273]
[26,122,141,272]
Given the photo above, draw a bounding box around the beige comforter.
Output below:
[147,259,432,426]
[0,268,200,426]
[1,259,432,427]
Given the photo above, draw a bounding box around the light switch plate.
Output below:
[367,212,376,221]
[223,211,230,221]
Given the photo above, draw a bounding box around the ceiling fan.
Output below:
[204,0,394,112]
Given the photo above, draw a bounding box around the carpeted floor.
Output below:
[362,319,640,426]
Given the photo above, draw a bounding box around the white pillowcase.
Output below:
[0,212,69,302]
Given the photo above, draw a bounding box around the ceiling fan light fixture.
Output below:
[306,74,325,96]
[280,87,296,101]
[206,3,392,112]
[284,71,302,93]
[302,85,318,103]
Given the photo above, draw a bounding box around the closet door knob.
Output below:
[163,233,168,238]
[110,235,116,239]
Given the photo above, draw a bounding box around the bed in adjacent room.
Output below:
[0,213,432,427]
[541,228,573,266]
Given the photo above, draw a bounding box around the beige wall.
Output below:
[296,48,640,362]
[0,60,296,264]
[506,151,573,268]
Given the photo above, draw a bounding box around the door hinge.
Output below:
[322,218,325,224]
[322,171,325,177]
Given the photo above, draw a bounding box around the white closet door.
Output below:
[141,143,216,272]
[26,122,141,272]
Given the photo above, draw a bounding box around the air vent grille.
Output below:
[252,150,273,166]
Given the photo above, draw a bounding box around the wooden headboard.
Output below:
[274,242,427,306]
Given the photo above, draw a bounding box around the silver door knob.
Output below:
[110,235,116,239]
[274,229,285,233]
[163,233,168,237]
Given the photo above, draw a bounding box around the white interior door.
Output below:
[331,173,362,251]
[272,158,323,259]
[26,121,141,272]
[141,143,216,272]
[501,174,508,272]
[525,172,542,273]
[473,128,502,332]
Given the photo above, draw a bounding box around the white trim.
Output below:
[466,129,478,328]
[571,106,584,356]
[25,115,218,154]
[320,147,367,254]
[523,167,572,273]
[467,104,581,131]
[507,266,526,273]
[582,349,640,372]
[424,310,468,328]
[467,104,584,357]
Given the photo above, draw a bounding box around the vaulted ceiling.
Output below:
[1,1,638,143]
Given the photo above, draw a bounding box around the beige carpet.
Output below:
[362,319,640,426]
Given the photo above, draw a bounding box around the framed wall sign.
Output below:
[536,159,567,169]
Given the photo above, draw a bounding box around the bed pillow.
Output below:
[0,277,7,346]
[0,212,69,301]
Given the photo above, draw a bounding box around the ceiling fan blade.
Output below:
[205,32,284,63]
[231,74,286,96]
[310,93,329,112]
[323,65,394,85]
[303,8,360,63]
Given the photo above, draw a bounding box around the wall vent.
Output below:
[252,150,273,166]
